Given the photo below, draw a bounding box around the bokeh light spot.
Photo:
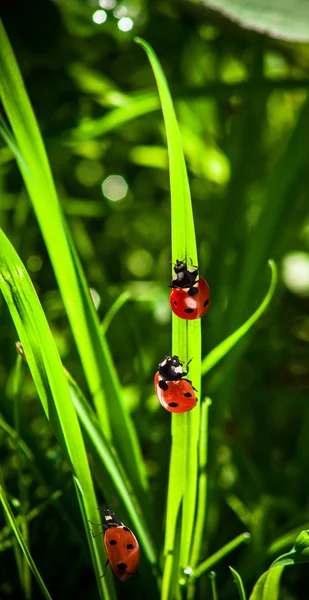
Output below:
[282,252,309,297]
[92,9,107,24]
[102,175,128,201]
[27,255,43,272]
[118,17,133,31]
[126,249,153,278]
[99,0,115,8]
[76,159,104,187]
[113,5,127,18]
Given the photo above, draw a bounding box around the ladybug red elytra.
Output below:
[91,509,140,581]
[169,260,210,320]
[154,355,197,413]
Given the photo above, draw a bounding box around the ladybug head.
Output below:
[158,355,184,381]
[173,260,188,274]
[103,508,123,528]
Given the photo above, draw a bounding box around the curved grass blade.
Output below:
[229,567,247,600]
[0,19,147,504]
[0,229,115,600]
[101,291,131,333]
[66,369,157,565]
[202,260,277,376]
[193,533,251,579]
[135,38,201,597]
[0,484,53,600]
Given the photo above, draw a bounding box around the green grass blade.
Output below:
[209,572,218,600]
[135,38,201,596]
[193,533,251,578]
[190,398,212,568]
[0,484,53,600]
[202,260,277,375]
[66,369,157,565]
[0,19,147,503]
[101,291,131,333]
[229,567,247,600]
[0,229,115,600]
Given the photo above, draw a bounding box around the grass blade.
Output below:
[202,260,277,375]
[0,484,53,600]
[0,229,115,600]
[135,37,201,597]
[229,566,247,600]
[0,18,147,504]
[193,533,251,579]
[249,567,284,600]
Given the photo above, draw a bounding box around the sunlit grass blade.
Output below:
[249,566,284,600]
[0,230,115,600]
[135,37,201,597]
[209,571,218,600]
[66,369,157,565]
[101,291,131,333]
[193,533,251,579]
[229,567,247,600]
[0,19,147,504]
[0,484,53,600]
[190,398,212,568]
[202,260,277,375]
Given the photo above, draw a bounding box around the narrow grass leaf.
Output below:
[0,230,115,600]
[202,260,277,375]
[135,38,201,594]
[229,566,247,600]
[0,19,147,503]
[0,484,52,600]
[193,533,251,578]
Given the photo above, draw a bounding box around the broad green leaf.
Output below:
[202,260,277,375]
[230,566,247,600]
[135,38,201,598]
[249,566,284,600]
[270,530,309,568]
[198,0,309,41]
[0,229,115,600]
[0,485,52,600]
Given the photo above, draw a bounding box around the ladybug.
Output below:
[169,259,210,320]
[154,355,197,413]
[92,509,140,581]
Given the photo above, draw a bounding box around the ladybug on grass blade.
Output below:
[154,355,198,413]
[91,509,140,581]
[169,259,210,320]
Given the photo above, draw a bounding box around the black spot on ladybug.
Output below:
[173,301,177,306]
[188,287,198,297]
[169,402,179,407]
[184,392,192,397]
[126,544,134,550]
[122,527,130,532]
[203,299,209,307]
[184,308,194,314]
[117,563,127,570]
[159,380,168,391]
[109,540,117,545]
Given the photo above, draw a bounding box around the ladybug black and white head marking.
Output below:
[169,259,199,290]
[103,508,123,529]
[158,355,189,381]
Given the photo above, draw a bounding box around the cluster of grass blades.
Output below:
[0,16,307,600]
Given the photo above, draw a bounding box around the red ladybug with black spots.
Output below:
[154,355,197,413]
[92,509,140,581]
[169,259,210,320]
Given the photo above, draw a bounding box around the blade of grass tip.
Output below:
[229,567,247,600]
[101,291,131,334]
[0,230,115,600]
[0,484,53,600]
[135,37,201,592]
[193,533,251,579]
[201,260,277,376]
[190,398,212,569]
[209,572,218,600]
[0,19,148,506]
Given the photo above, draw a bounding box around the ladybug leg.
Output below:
[182,378,198,393]
[100,559,110,578]
[183,358,193,376]
[89,520,106,537]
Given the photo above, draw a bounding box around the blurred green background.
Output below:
[1,0,309,598]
